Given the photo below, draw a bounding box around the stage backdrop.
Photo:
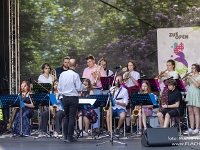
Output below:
[157,27,200,77]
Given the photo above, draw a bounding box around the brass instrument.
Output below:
[93,57,105,86]
[123,71,131,84]
[157,95,165,113]
[116,67,127,76]
[155,69,167,79]
[182,71,192,80]
[52,104,57,118]
[51,69,57,83]
[7,108,19,130]
[132,106,140,125]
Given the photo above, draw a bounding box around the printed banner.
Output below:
[157,27,200,77]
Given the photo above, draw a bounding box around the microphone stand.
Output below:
[96,69,127,146]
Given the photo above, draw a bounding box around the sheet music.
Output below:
[79,98,96,105]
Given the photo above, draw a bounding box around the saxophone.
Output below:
[132,106,140,125]
[7,108,19,130]
[52,105,57,118]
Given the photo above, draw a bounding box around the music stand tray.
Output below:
[130,94,158,106]
[0,94,22,108]
[163,79,186,92]
[100,77,114,90]
[138,79,161,92]
[32,83,52,94]
[30,94,49,106]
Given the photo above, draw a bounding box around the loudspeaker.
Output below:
[141,128,179,147]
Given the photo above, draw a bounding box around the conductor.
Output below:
[58,58,85,142]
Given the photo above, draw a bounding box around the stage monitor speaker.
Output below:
[141,128,179,147]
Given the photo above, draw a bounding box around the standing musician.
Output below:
[82,54,106,94]
[78,79,97,137]
[58,59,85,143]
[99,57,113,95]
[38,63,53,83]
[136,80,154,136]
[13,81,35,137]
[55,56,70,79]
[184,63,200,134]
[123,60,140,132]
[82,54,106,131]
[38,79,65,137]
[100,57,113,77]
[157,79,183,128]
[106,75,129,137]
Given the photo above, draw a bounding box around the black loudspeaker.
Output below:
[141,128,179,147]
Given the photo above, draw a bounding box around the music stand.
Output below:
[74,97,96,139]
[163,79,186,92]
[0,94,25,137]
[138,79,161,92]
[96,91,127,146]
[130,94,158,135]
[30,93,49,137]
[32,83,52,94]
[100,76,114,90]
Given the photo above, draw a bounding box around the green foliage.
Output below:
[19,0,200,80]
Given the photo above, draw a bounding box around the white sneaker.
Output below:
[193,129,199,134]
[82,131,88,137]
[38,133,46,138]
[53,132,58,137]
[185,128,194,134]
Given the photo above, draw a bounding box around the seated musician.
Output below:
[38,79,65,137]
[123,60,140,132]
[13,81,35,137]
[136,80,153,136]
[78,79,97,136]
[157,79,182,128]
[106,75,129,137]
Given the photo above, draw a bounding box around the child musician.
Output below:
[157,79,182,128]
[78,79,97,136]
[123,60,140,132]
[135,80,153,136]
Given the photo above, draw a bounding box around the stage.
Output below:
[0,132,200,150]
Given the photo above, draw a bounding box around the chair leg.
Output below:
[124,119,125,137]
[179,118,181,135]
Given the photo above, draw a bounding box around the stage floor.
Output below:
[1,132,200,150]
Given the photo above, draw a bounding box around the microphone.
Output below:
[113,66,122,69]
[117,79,120,87]
[140,70,146,78]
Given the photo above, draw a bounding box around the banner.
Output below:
[157,27,200,77]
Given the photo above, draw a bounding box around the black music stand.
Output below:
[74,97,96,139]
[0,94,25,137]
[96,92,127,146]
[32,83,52,94]
[130,94,158,135]
[30,93,49,137]
[88,94,110,139]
